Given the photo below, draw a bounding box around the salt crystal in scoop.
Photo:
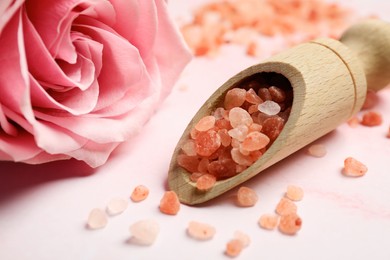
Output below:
[129,219,160,246]
[258,100,281,116]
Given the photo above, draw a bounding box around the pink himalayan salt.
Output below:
[249,123,262,133]
[343,157,367,177]
[195,130,222,156]
[225,239,243,257]
[229,107,253,128]
[131,185,150,202]
[187,221,216,240]
[159,191,180,215]
[177,154,199,173]
[241,131,270,151]
[196,173,217,191]
[285,185,304,201]
[181,140,197,156]
[129,219,160,246]
[198,158,209,173]
[228,124,249,142]
[213,107,228,120]
[361,111,383,126]
[218,129,232,147]
[225,88,247,110]
[106,198,128,216]
[195,115,216,132]
[190,172,205,182]
[236,186,258,207]
[268,86,286,103]
[307,144,327,158]
[87,208,108,230]
[258,100,281,116]
[233,230,251,248]
[362,89,379,110]
[258,214,279,230]
[245,88,262,104]
[261,116,285,142]
[231,148,253,166]
[347,116,360,128]
[208,159,236,179]
[258,88,272,101]
[275,197,297,215]
[278,213,302,235]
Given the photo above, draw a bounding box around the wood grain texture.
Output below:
[168,20,389,205]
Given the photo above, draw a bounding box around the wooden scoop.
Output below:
[168,19,390,205]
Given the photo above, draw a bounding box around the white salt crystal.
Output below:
[129,219,160,246]
[258,100,281,116]
[106,198,128,216]
[87,208,108,229]
[307,144,327,158]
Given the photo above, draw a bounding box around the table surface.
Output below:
[1,1,390,259]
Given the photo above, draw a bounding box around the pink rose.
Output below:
[0,0,191,167]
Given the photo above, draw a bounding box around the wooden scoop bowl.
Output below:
[168,19,390,205]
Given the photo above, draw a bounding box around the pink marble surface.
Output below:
[1,1,390,259]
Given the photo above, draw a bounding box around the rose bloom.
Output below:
[0,0,191,167]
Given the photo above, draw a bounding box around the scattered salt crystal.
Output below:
[196,173,217,191]
[347,116,360,127]
[258,214,279,230]
[307,144,327,158]
[106,198,128,216]
[275,197,297,215]
[224,88,247,110]
[159,191,180,215]
[195,115,216,132]
[131,185,150,202]
[258,100,281,116]
[343,157,367,177]
[285,185,304,201]
[187,221,216,240]
[236,186,258,207]
[229,107,253,128]
[225,239,243,257]
[87,208,108,229]
[241,131,270,151]
[129,219,159,246]
[362,89,379,110]
[361,111,383,126]
[278,213,302,235]
[233,231,250,248]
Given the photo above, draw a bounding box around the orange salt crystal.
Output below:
[278,213,302,235]
[131,185,150,202]
[208,159,236,179]
[307,144,327,158]
[187,221,216,240]
[197,158,209,173]
[347,116,360,128]
[224,88,247,110]
[196,173,217,191]
[233,230,251,248]
[218,129,232,147]
[285,185,304,201]
[362,89,379,110]
[190,172,205,182]
[275,197,297,215]
[246,88,262,104]
[268,86,286,103]
[248,123,262,133]
[195,130,221,156]
[87,208,108,230]
[225,239,243,257]
[177,154,199,173]
[361,111,383,126]
[258,214,279,230]
[241,131,270,151]
[261,116,285,142]
[195,115,216,132]
[258,88,272,101]
[231,148,253,167]
[246,41,260,57]
[159,191,180,215]
[343,157,367,177]
[181,140,197,156]
[236,186,258,207]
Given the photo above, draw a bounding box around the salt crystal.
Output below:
[258,100,281,116]
[245,88,262,104]
[87,208,108,229]
[233,230,251,247]
[275,197,297,215]
[106,198,128,215]
[181,140,197,156]
[187,221,216,240]
[285,185,304,201]
[213,107,227,120]
[208,159,236,179]
[225,239,243,257]
[218,129,232,147]
[224,88,246,110]
[196,173,217,191]
[258,88,272,101]
[307,144,327,158]
[131,185,150,202]
[258,214,279,230]
[236,186,258,207]
[129,219,160,246]
[362,89,379,110]
[347,116,360,128]
[361,111,383,127]
[229,107,253,128]
[228,124,249,142]
[231,148,253,166]
[190,172,205,182]
[159,191,180,215]
[241,131,270,151]
[195,130,222,156]
[278,213,302,235]
[197,158,209,173]
[343,157,367,177]
[268,86,286,103]
[261,116,285,142]
[177,154,199,173]
[195,115,216,132]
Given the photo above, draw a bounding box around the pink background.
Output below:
[1,1,390,259]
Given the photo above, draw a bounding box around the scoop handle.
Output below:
[340,19,390,92]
